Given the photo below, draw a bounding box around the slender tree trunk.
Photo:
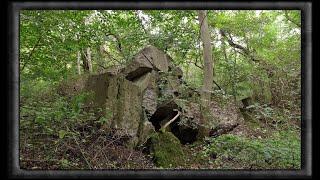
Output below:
[134,10,152,44]
[77,51,81,75]
[82,48,91,73]
[197,10,215,138]
[82,50,89,73]
[87,47,93,73]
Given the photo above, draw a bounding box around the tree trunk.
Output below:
[77,51,81,75]
[82,47,92,73]
[134,10,152,44]
[197,10,215,138]
[82,49,89,73]
[86,47,93,73]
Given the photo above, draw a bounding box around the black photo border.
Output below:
[7,1,312,179]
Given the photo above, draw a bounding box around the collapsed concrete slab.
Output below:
[84,45,174,147]
[59,45,243,148]
[122,45,170,81]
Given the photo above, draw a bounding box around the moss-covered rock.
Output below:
[137,118,155,146]
[106,75,143,138]
[57,74,90,96]
[237,71,272,104]
[148,132,186,168]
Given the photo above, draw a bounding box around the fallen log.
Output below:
[209,123,239,138]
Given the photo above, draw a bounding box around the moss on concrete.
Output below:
[107,75,143,138]
[149,132,186,168]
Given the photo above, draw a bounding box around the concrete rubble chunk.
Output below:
[140,45,170,72]
[133,72,152,93]
[122,46,171,81]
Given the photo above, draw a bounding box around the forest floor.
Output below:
[20,110,301,170]
[20,121,156,169]
[19,80,301,169]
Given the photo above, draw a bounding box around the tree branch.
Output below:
[100,45,122,64]
[104,32,129,62]
[105,33,122,51]
[213,79,222,91]
[21,29,50,71]
[160,111,180,132]
[284,11,301,28]
[96,63,107,69]
[220,29,259,62]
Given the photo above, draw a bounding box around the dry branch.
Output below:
[160,111,181,132]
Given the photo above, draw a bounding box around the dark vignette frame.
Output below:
[7,1,312,179]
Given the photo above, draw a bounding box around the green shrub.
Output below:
[202,131,300,169]
[20,79,95,137]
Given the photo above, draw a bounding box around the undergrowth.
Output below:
[200,130,300,169]
[19,79,156,169]
[19,79,301,170]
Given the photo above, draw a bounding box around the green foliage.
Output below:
[58,130,67,139]
[20,10,301,170]
[94,107,112,125]
[70,91,94,113]
[20,79,95,136]
[236,81,254,101]
[59,159,71,168]
[243,102,300,130]
[20,78,55,100]
[246,103,274,122]
[20,10,301,110]
[202,131,300,169]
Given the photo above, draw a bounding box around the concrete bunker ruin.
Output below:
[59,45,241,147]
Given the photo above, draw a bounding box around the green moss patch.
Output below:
[149,132,186,168]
